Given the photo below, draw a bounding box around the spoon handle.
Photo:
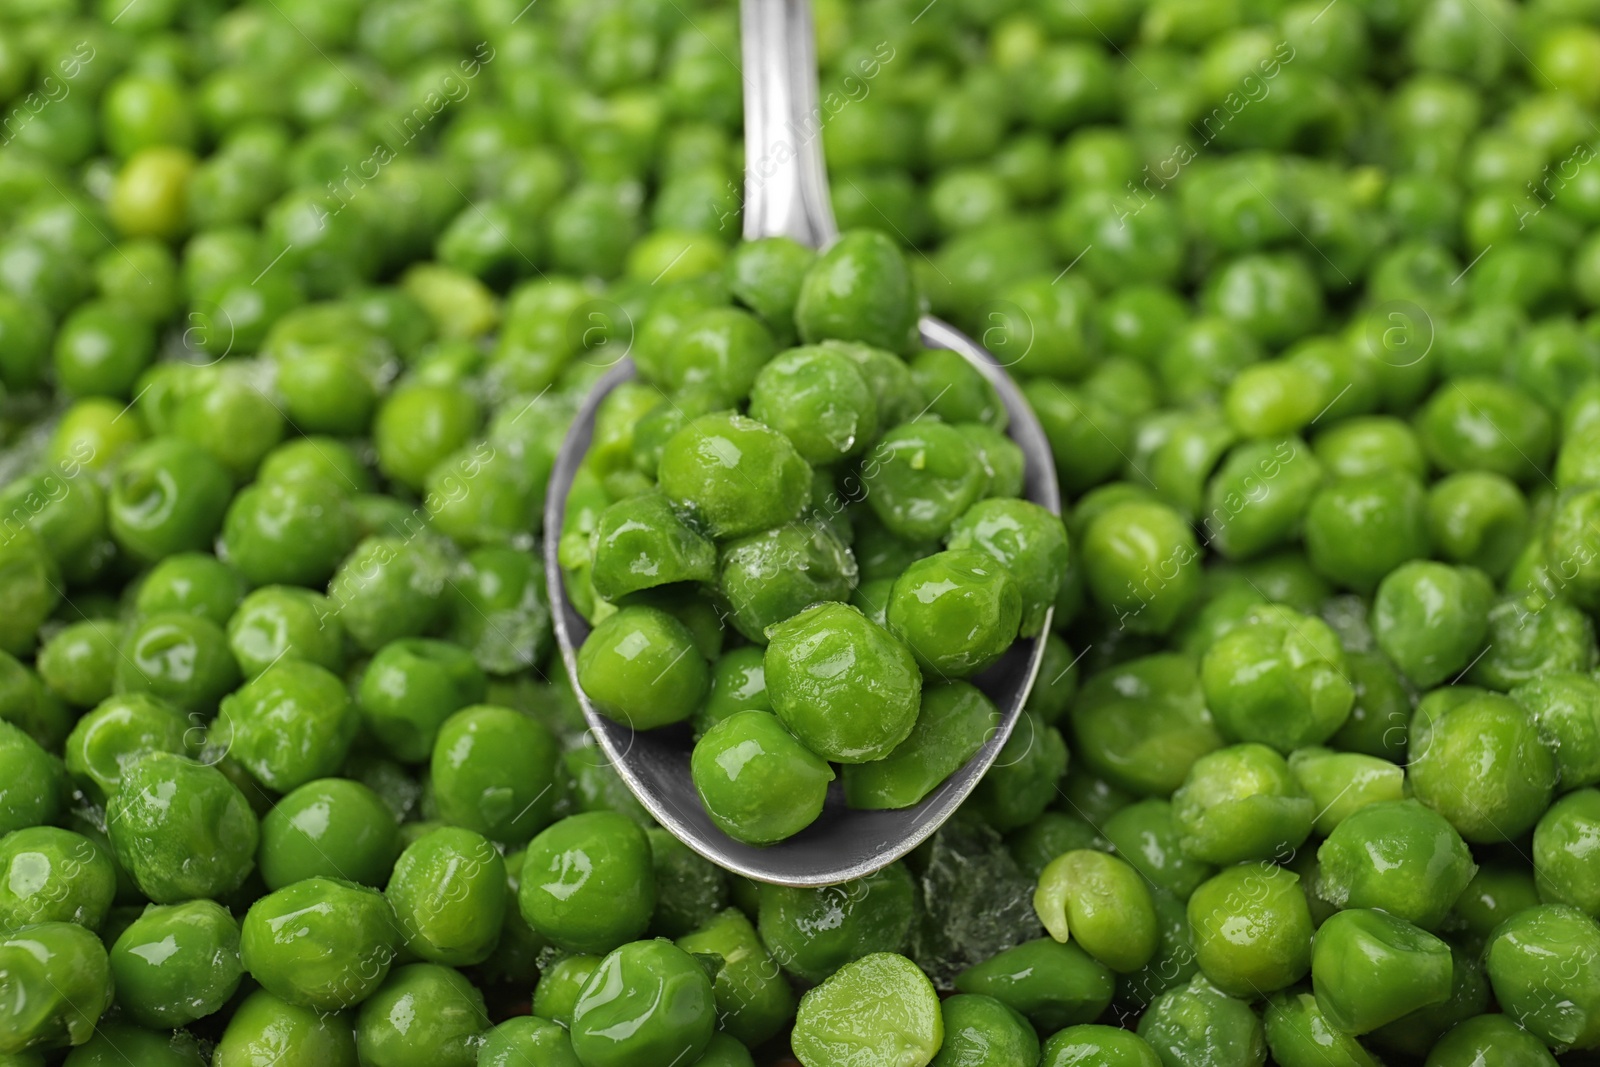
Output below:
[739,0,839,249]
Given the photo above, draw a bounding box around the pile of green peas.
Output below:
[569,226,1068,844]
[5,0,1600,1063]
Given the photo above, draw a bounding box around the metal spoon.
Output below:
[542,0,1061,887]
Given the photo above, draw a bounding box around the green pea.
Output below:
[1102,799,1216,901]
[385,826,504,967]
[657,307,776,404]
[59,697,183,806]
[758,863,917,984]
[47,398,145,476]
[933,993,1040,1067]
[0,290,52,390]
[0,654,69,754]
[227,585,345,679]
[1185,862,1314,999]
[1080,500,1201,636]
[959,421,1027,503]
[1070,653,1221,798]
[765,602,921,763]
[1370,560,1493,690]
[1484,903,1600,1050]
[656,412,812,540]
[1303,471,1431,592]
[62,1024,207,1067]
[444,544,553,676]
[560,745,652,828]
[214,989,358,1066]
[747,345,881,465]
[1034,849,1157,974]
[1172,743,1314,866]
[429,704,560,846]
[1311,416,1426,481]
[216,660,359,793]
[357,639,487,763]
[354,963,489,1067]
[257,439,372,497]
[1136,974,1267,1067]
[106,752,258,904]
[1514,673,1600,789]
[259,778,400,890]
[37,621,120,710]
[220,476,359,590]
[0,922,113,1055]
[843,682,998,811]
[795,230,919,354]
[1037,1024,1158,1067]
[1532,789,1600,918]
[577,605,708,730]
[1263,990,1380,1067]
[1469,593,1597,691]
[1286,748,1406,836]
[691,710,832,844]
[911,348,1007,431]
[173,377,288,484]
[1200,605,1353,753]
[992,274,1095,382]
[53,300,157,398]
[1200,436,1321,561]
[792,952,942,1067]
[533,954,604,1028]
[677,907,796,1047]
[1023,633,1082,726]
[1318,800,1475,930]
[727,236,814,344]
[717,521,858,643]
[1020,379,1131,495]
[329,535,452,653]
[862,421,989,543]
[0,471,110,586]
[109,900,242,1028]
[887,549,1020,677]
[1417,378,1554,484]
[971,710,1069,832]
[1159,317,1265,409]
[107,438,235,564]
[571,940,716,1067]
[479,1016,581,1067]
[953,938,1114,1032]
[1311,908,1453,1035]
[519,812,655,955]
[1422,1015,1558,1067]
[240,876,396,1011]
[1422,472,1527,582]
[589,492,715,603]
[1451,861,1541,942]
[371,383,479,494]
[134,553,245,625]
[114,611,240,717]
[1223,359,1327,440]
[1545,486,1600,614]
[0,828,115,933]
[693,646,770,739]
[0,530,57,660]
[1409,693,1556,843]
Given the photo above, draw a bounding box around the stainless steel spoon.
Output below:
[542,0,1061,887]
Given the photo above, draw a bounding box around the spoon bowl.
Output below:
[541,0,1060,887]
